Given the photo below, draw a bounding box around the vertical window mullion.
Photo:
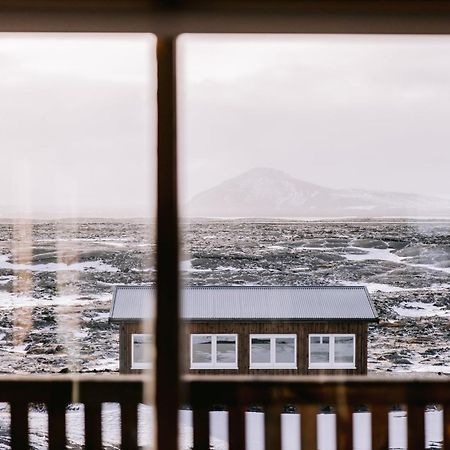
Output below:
[156,36,179,450]
[353,335,356,366]
[330,336,335,366]
[212,335,217,366]
[270,337,275,367]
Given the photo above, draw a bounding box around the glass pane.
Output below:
[310,336,330,363]
[216,335,236,364]
[192,335,212,363]
[275,337,295,363]
[251,338,271,363]
[0,34,157,446]
[133,335,152,364]
[334,336,354,364]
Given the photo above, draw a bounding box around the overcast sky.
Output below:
[178,34,450,202]
[1,33,450,217]
[0,34,156,218]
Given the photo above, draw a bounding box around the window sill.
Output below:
[250,366,297,370]
[190,366,239,370]
[308,365,356,370]
[131,365,152,370]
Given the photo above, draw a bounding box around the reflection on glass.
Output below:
[310,336,330,363]
[275,338,295,363]
[251,338,271,363]
[216,335,236,363]
[192,335,212,363]
[335,336,354,363]
[133,334,152,365]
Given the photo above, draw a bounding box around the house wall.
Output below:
[183,321,367,375]
[119,322,146,374]
[119,320,368,375]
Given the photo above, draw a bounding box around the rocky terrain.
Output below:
[0,218,446,449]
[182,219,449,374]
[0,219,447,374]
[0,220,155,374]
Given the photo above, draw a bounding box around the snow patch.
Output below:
[393,301,450,318]
[344,247,403,263]
[0,292,111,310]
[0,254,118,273]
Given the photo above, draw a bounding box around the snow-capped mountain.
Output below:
[186,168,450,217]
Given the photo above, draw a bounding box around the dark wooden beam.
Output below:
[0,3,450,33]
[156,35,180,450]
[184,375,450,407]
[2,0,450,15]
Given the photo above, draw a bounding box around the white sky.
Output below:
[0,34,156,218]
[178,34,450,201]
[1,33,450,217]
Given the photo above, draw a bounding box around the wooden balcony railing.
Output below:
[184,375,450,450]
[0,374,143,450]
[0,374,448,450]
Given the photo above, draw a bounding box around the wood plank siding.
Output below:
[120,323,142,374]
[120,321,368,375]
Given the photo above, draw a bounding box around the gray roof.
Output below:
[109,285,378,322]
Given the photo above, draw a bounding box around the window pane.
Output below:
[216,335,236,364]
[251,338,271,363]
[192,335,212,363]
[275,337,295,363]
[133,335,152,365]
[310,336,330,363]
[334,336,354,364]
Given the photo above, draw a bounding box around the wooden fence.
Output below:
[0,374,448,450]
[185,375,450,450]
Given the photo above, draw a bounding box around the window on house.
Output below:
[190,334,238,369]
[250,334,296,369]
[309,334,355,369]
[131,334,153,369]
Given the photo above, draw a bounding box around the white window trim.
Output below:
[308,334,356,369]
[131,333,152,370]
[249,334,297,369]
[190,334,238,370]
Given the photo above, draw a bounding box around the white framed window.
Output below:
[309,334,356,369]
[131,334,152,369]
[190,334,238,369]
[249,334,297,369]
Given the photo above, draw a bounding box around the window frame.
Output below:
[5,5,447,450]
[249,334,297,369]
[190,333,238,370]
[131,333,153,370]
[308,333,356,369]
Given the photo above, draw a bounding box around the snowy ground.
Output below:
[0,404,443,450]
[0,220,447,448]
[0,219,447,374]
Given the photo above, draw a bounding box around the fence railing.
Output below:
[0,374,448,449]
[0,374,143,450]
[184,375,450,450]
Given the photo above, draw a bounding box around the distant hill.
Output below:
[186,168,450,218]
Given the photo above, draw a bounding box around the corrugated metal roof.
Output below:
[109,285,378,322]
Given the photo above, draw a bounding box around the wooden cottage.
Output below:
[109,285,378,375]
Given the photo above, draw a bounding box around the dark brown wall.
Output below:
[120,322,144,374]
[119,321,368,375]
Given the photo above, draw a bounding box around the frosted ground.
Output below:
[0,219,447,374]
[0,219,447,448]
